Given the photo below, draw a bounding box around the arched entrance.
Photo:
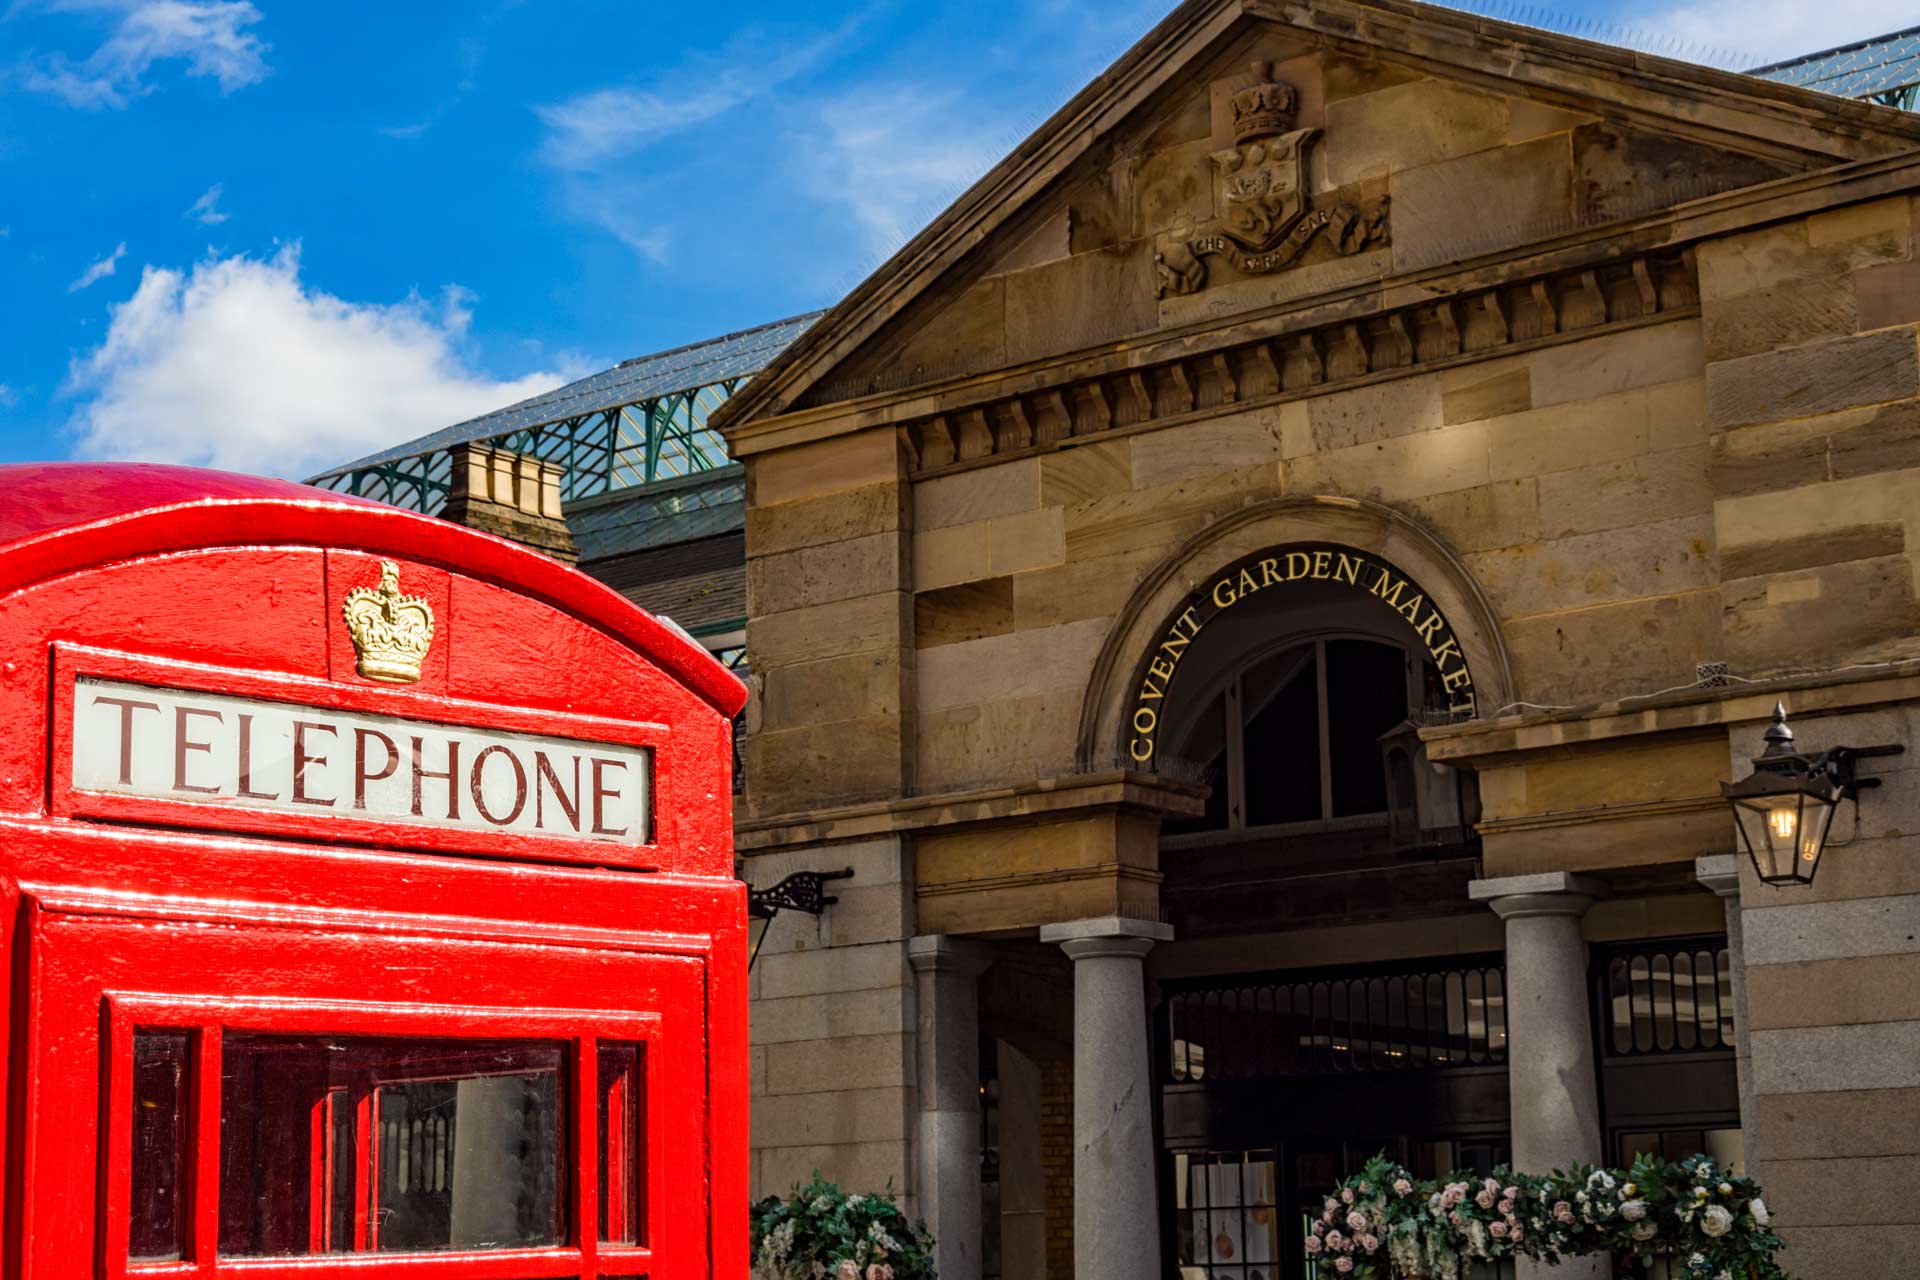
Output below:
[1079,501,1521,1280]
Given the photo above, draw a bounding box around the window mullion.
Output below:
[1315,640,1333,821]
[192,1025,222,1277]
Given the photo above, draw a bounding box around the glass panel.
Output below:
[1242,647,1321,826]
[1163,690,1230,835]
[219,1035,564,1256]
[599,1043,645,1245]
[1608,957,1632,1053]
[1325,640,1408,816]
[131,1030,192,1262]
[1651,954,1676,1051]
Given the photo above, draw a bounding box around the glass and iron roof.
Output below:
[308,311,820,514]
[1749,25,1920,110]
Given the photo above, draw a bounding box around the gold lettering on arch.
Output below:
[1124,544,1477,767]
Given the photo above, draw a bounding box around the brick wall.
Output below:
[1040,1056,1075,1280]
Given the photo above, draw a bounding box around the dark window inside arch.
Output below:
[1163,636,1417,838]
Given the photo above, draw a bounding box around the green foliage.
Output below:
[1306,1152,1788,1280]
[751,1173,938,1280]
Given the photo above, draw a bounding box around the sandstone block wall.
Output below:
[1734,703,1920,1280]
[910,317,1716,792]
[746,837,919,1208]
[1700,195,1920,677]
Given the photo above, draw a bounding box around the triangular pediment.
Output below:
[718,0,1920,433]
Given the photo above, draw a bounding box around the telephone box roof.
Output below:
[0,463,747,717]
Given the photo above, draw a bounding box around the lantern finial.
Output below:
[1761,701,1795,756]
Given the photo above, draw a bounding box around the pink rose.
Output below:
[1304,1236,1324,1255]
[1334,1258,1354,1273]
[1476,1189,1496,1209]
[1393,1179,1413,1196]
[1503,1186,1519,1200]
[1361,1234,1379,1252]
[1358,1182,1372,1195]
[1489,1221,1508,1238]
[1497,1199,1514,1215]
[1325,1231,1345,1250]
[1347,1211,1368,1233]
[1341,1188,1355,1204]
[866,1267,891,1280]
[1484,1177,1500,1194]
[1553,1202,1574,1225]
[1325,1198,1341,1215]
[837,1262,860,1280]
[1508,1222,1523,1242]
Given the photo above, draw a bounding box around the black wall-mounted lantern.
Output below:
[1379,718,1481,859]
[1721,702,1903,887]
[743,867,854,968]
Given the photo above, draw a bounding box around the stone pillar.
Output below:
[908,935,994,1280]
[1468,873,1607,1280]
[1037,916,1172,1280]
[1696,853,1760,1175]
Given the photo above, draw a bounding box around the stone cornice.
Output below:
[724,150,1920,464]
[716,0,1920,446]
[1424,660,1920,766]
[733,769,1208,853]
[1249,0,1920,164]
[1476,794,1726,838]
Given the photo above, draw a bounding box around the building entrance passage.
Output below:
[0,466,749,1279]
[1159,957,1513,1280]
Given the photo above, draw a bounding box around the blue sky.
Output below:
[0,0,1907,478]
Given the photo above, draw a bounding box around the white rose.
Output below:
[1749,1198,1770,1226]
[1701,1205,1734,1237]
[1631,1221,1658,1242]
[1619,1200,1648,1222]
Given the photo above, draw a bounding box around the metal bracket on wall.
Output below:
[747,868,854,919]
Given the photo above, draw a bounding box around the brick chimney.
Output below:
[441,443,579,564]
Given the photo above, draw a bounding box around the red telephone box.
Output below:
[0,464,749,1279]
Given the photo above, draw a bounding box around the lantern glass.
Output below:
[1727,771,1840,886]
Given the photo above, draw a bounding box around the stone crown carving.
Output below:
[1230,60,1296,143]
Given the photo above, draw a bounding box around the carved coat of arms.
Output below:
[1157,61,1390,298]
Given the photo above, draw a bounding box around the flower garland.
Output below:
[752,1173,937,1280]
[1307,1153,1789,1280]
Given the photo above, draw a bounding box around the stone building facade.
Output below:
[715,3,1920,1279]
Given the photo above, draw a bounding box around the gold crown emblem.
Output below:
[1230,60,1297,144]
[343,560,435,683]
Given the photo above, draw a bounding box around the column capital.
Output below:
[1695,854,1742,901]
[907,934,995,976]
[1039,915,1173,961]
[1468,871,1608,920]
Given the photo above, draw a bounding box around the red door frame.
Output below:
[99,994,663,1280]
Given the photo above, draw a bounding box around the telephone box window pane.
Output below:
[131,1030,191,1262]
[219,1035,565,1256]
[598,1043,645,1244]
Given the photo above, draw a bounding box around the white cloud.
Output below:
[184,181,227,224]
[63,245,580,477]
[0,384,17,408]
[68,240,126,291]
[1613,0,1910,65]
[795,87,1009,261]
[536,85,747,171]
[20,1,269,109]
[535,22,859,172]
